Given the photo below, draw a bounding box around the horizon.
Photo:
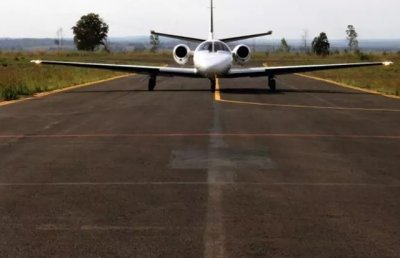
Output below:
[1,0,399,40]
[2,37,400,52]
[2,37,400,41]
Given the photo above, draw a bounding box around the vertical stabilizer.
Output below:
[209,0,214,40]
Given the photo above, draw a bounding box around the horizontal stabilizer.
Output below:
[221,31,273,42]
[151,30,205,42]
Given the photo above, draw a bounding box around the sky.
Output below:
[1,0,399,40]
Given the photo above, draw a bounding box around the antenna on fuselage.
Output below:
[209,0,215,40]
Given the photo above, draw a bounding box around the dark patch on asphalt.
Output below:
[170,147,274,170]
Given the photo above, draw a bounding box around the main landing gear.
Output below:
[148,75,157,91]
[268,76,276,92]
[210,78,216,93]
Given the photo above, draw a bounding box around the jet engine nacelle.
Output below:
[232,45,251,65]
[173,44,191,65]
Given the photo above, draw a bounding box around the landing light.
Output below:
[383,61,394,66]
[31,60,42,65]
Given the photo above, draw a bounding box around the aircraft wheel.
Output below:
[268,77,276,92]
[148,76,156,91]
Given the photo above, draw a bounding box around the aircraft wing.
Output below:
[31,60,202,78]
[225,62,393,78]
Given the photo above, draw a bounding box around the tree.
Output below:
[312,32,330,56]
[279,38,291,52]
[72,13,109,51]
[150,34,160,52]
[346,25,359,52]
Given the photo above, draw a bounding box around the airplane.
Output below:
[31,0,393,93]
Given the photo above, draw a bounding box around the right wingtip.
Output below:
[383,61,394,66]
[31,60,42,65]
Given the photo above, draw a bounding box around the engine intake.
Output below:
[233,45,251,65]
[173,44,191,65]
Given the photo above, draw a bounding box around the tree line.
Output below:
[71,13,360,56]
[279,25,359,56]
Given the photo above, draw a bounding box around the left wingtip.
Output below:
[383,61,394,66]
[31,60,42,65]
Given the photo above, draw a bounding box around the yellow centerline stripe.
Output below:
[214,78,221,101]
[217,98,400,112]
[215,77,400,112]
[0,74,132,107]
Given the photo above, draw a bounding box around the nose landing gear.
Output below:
[210,78,216,93]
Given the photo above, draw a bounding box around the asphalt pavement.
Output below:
[0,74,399,257]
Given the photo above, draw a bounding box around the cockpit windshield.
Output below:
[214,42,230,52]
[198,41,230,52]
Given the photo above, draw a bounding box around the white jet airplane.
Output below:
[32,0,393,92]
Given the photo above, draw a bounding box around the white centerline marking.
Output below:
[204,85,231,258]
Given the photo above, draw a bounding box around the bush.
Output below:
[356,51,370,61]
[0,58,7,67]
[1,86,19,100]
[16,83,33,96]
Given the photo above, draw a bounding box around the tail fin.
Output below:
[209,0,214,40]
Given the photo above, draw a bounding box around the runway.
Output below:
[0,74,399,257]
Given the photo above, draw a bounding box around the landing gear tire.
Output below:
[268,77,276,92]
[148,76,156,91]
[210,79,216,93]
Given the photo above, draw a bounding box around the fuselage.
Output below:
[193,40,233,78]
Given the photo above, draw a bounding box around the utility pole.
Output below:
[56,28,63,51]
[301,29,309,54]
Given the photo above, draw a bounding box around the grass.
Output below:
[0,50,399,101]
[0,51,169,101]
[255,52,400,96]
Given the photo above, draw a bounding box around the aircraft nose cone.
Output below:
[195,53,232,76]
